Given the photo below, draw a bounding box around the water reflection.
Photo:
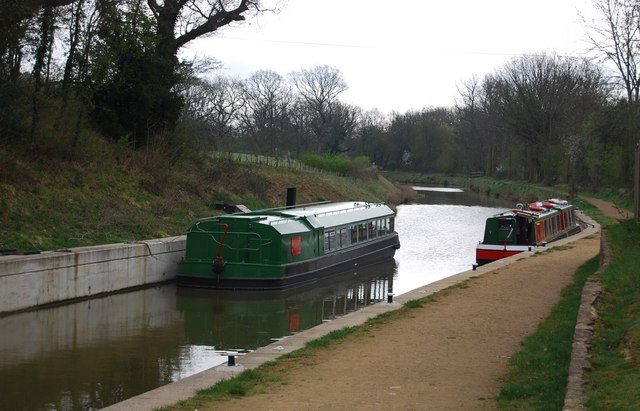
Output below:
[0,260,394,410]
[177,258,394,353]
[412,185,507,207]
[0,286,183,410]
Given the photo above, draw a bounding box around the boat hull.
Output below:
[178,234,400,290]
[475,244,532,266]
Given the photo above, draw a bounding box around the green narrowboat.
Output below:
[177,201,400,289]
[475,198,584,266]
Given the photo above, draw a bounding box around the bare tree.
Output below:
[456,76,487,173]
[584,0,640,103]
[25,0,77,11]
[354,108,388,165]
[456,54,608,182]
[239,69,293,153]
[182,75,244,149]
[289,65,349,152]
[29,5,58,144]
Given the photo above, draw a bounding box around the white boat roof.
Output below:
[248,201,394,232]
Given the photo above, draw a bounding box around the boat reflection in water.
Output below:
[176,258,396,352]
[0,259,395,411]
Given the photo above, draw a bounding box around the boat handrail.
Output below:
[242,200,332,214]
[207,230,272,252]
[266,202,386,226]
[189,225,270,246]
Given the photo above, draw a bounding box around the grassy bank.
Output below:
[586,220,640,409]
[0,146,405,253]
[496,256,600,409]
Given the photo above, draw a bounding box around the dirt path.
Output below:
[185,202,612,410]
[581,196,631,220]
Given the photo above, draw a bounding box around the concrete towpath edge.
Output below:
[562,225,608,411]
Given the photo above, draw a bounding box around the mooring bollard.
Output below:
[227,355,235,366]
[387,292,394,303]
[472,263,478,271]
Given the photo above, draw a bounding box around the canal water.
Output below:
[0,188,508,410]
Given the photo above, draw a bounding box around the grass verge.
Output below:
[496,256,599,410]
[586,220,640,410]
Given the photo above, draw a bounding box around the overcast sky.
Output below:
[184,0,598,114]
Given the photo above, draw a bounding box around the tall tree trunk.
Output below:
[30,6,56,145]
[55,0,84,129]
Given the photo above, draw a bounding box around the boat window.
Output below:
[324,230,339,251]
[368,221,375,238]
[544,219,550,236]
[358,223,367,242]
[350,225,358,243]
[498,219,514,242]
[498,219,513,230]
[340,227,349,247]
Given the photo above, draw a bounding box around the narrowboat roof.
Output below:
[490,199,573,220]
[274,201,394,229]
[208,201,394,233]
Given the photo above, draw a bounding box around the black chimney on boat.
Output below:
[286,187,297,208]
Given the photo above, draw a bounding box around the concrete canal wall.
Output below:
[0,236,185,315]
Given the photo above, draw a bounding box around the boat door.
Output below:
[515,216,532,244]
[497,218,515,244]
[535,221,545,243]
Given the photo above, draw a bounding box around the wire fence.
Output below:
[210,151,336,175]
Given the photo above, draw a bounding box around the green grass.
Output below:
[158,365,283,410]
[403,299,424,308]
[497,256,599,410]
[0,147,403,252]
[586,220,640,410]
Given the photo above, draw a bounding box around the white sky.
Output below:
[184,0,597,114]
